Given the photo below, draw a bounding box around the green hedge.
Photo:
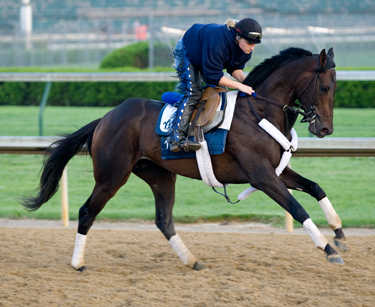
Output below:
[0,81,176,107]
[334,81,375,108]
[0,80,374,107]
[100,41,173,69]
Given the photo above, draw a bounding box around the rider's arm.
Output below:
[218,75,254,96]
[231,69,246,82]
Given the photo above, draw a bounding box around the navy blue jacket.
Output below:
[182,23,252,85]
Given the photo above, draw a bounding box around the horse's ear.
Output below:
[327,47,334,60]
[319,49,327,67]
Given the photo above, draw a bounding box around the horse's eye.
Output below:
[320,86,329,93]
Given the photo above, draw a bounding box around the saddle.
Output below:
[188,86,228,136]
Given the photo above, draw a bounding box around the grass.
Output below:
[1,106,375,228]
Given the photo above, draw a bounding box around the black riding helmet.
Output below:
[235,18,262,44]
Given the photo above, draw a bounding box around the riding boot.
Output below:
[169,62,202,153]
[170,99,201,152]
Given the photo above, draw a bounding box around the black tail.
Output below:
[20,118,101,211]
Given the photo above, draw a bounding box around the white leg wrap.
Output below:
[169,234,197,268]
[303,218,328,250]
[71,233,87,269]
[319,197,342,230]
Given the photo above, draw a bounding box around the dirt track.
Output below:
[0,220,374,306]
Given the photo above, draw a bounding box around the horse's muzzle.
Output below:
[310,124,333,138]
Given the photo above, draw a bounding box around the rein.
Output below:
[246,92,315,123]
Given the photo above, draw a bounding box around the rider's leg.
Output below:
[168,41,201,152]
[170,64,202,152]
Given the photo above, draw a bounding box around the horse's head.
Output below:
[243,47,337,138]
[298,48,337,138]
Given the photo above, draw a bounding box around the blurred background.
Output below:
[1,0,374,69]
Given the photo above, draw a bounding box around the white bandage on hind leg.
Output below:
[169,234,197,268]
[319,197,342,230]
[71,233,87,269]
[303,218,328,250]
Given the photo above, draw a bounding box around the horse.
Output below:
[21,47,347,271]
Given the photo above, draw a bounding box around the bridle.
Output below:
[245,59,335,125]
[294,60,323,124]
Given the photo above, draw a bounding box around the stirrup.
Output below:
[169,139,201,153]
[180,140,201,152]
[169,141,182,153]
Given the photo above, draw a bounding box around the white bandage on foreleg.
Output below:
[319,197,342,230]
[303,218,328,250]
[169,234,197,268]
[71,233,87,269]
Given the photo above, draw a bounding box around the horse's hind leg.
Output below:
[133,160,205,270]
[280,167,347,252]
[71,163,133,271]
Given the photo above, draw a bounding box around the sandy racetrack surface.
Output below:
[0,222,374,306]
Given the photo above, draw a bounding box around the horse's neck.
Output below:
[258,61,307,136]
[284,108,299,135]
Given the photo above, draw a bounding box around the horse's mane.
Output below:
[243,47,313,88]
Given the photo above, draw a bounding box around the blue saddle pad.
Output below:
[156,102,228,160]
[160,129,228,160]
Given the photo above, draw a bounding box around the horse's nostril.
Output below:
[322,128,329,134]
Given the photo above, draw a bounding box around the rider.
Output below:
[168,18,263,152]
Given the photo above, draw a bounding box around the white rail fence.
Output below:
[1,136,375,230]
[0,71,375,82]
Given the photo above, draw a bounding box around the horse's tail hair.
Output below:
[20,118,101,211]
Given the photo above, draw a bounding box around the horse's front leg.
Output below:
[280,166,347,252]
[249,166,344,264]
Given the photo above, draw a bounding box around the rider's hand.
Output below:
[237,84,255,96]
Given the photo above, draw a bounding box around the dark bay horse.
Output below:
[21,47,347,271]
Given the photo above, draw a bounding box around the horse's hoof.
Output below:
[326,254,344,265]
[77,266,87,272]
[192,261,206,271]
[334,238,348,252]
